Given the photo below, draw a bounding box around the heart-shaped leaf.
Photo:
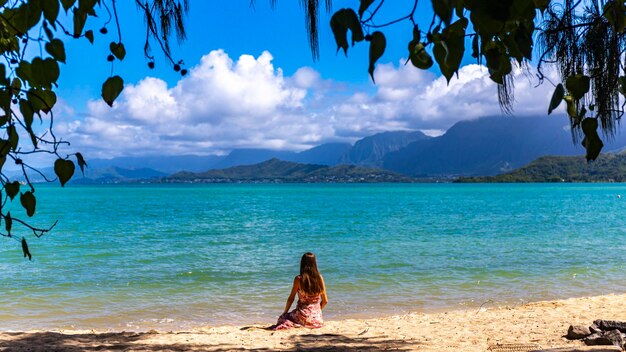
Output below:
[45,39,66,63]
[5,181,20,200]
[20,191,36,217]
[109,42,126,60]
[101,76,124,107]
[54,158,75,187]
[565,74,590,100]
[42,0,60,23]
[27,88,57,113]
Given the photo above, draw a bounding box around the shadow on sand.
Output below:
[0,330,421,351]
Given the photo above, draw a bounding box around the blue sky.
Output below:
[47,1,558,159]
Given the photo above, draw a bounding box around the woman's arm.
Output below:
[283,276,300,314]
[320,275,328,310]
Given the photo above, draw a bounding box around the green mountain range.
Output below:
[457,153,626,182]
[166,158,414,183]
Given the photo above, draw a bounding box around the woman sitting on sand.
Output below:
[273,252,328,330]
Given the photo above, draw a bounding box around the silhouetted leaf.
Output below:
[358,0,375,19]
[565,74,590,100]
[21,237,31,260]
[24,57,59,88]
[7,125,18,151]
[330,14,348,54]
[409,42,433,69]
[4,212,11,234]
[581,118,603,161]
[42,0,60,23]
[5,181,19,200]
[330,8,363,55]
[75,152,87,175]
[79,0,98,16]
[85,29,94,44]
[101,76,124,107]
[0,140,11,158]
[43,21,55,39]
[433,18,468,83]
[54,158,75,187]
[548,83,564,114]
[10,78,21,95]
[61,0,76,11]
[15,61,32,83]
[485,48,512,84]
[109,42,126,60]
[42,58,60,84]
[15,1,42,33]
[45,39,66,63]
[368,31,386,82]
[432,0,453,25]
[30,57,46,86]
[408,25,432,70]
[73,7,86,37]
[19,99,34,129]
[27,128,37,149]
[27,89,56,113]
[0,65,7,86]
[513,25,533,60]
[20,191,36,217]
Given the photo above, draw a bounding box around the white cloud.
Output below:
[54,50,560,158]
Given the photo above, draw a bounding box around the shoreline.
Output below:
[1,294,625,351]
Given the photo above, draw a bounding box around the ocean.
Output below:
[0,183,625,331]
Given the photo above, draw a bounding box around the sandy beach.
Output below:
[0,294,624,351]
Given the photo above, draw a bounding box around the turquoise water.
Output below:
[0,183,626,331]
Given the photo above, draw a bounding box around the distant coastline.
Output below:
[457,153,626,183]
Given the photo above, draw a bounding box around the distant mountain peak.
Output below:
[342,130,431,167]
[382,115,626,177]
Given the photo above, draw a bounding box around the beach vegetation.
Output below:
[0,0,188,258]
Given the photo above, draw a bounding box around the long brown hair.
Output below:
[299,252,323,294]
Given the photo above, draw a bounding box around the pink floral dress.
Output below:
[272,279,324,330]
